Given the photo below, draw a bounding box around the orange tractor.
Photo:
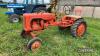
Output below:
[21,0,87,51]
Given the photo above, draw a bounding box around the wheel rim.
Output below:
[12,18,19,22]
[31,41,41,50]
[77,23,86,37]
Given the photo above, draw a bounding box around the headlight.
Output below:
[8,8,14,12]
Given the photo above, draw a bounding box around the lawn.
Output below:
[0,8,100,56]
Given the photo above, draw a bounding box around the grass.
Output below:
[0,8,100,56]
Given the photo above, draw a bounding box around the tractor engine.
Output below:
[23,13,56,32]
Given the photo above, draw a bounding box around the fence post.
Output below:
[92,7,95,18]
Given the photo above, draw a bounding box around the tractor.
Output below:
[5,0,50,23]
[21,0,87,51]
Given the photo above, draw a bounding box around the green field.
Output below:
[0,8,100,56]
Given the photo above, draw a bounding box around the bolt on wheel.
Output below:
[27,38,42,51]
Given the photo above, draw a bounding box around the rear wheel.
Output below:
[9,14,20,23]
[27,38,42,51]
[70,19,87,38]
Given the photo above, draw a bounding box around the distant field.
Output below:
[0,8,100,56]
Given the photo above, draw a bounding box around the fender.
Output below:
[66,15,82,20]
[5,12,14,15]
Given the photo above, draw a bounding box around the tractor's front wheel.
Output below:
[27,38,42,51]
[70,19,87,38]
[9,14,20,23]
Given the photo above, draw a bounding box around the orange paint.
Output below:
[77,23,86,37]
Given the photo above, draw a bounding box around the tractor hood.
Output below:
[0,4,7,7]
[7,4,24,8]
[23,13,56,21]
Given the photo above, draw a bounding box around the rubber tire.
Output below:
[27,38,42,50]
[70,18,87,37]
[34,7,47,13]
[9,14,20,23]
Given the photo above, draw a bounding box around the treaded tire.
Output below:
[27,38,42,50]
[9,14,20,23]
[70,18,87,37]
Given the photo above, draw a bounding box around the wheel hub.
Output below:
[12,18,19,22]
[31,41,41,49]
[77,23,86,37]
